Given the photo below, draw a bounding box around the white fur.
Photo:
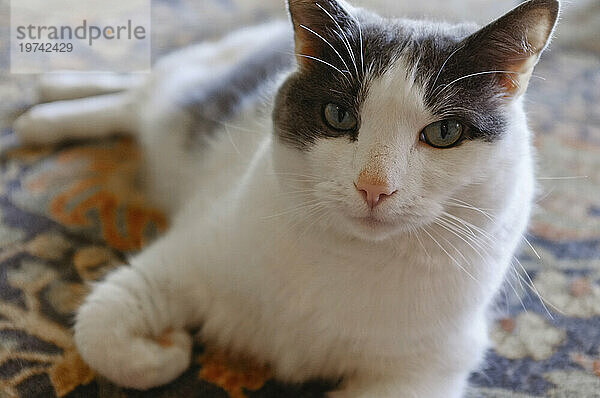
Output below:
[15,18,537,398]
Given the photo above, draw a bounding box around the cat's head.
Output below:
[272,0,559,241]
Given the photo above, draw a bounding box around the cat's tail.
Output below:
[14,71,145,145]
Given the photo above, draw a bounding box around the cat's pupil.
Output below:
[440,121,449,139]
[337,107,346,123]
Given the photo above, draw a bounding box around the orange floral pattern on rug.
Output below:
[198,350,271,398]
[25,138,166,251]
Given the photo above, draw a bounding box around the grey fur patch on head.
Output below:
[274,0,559,149]
[183,36,293,147]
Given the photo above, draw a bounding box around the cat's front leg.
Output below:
[329,327,487,398]
[74,231,209,389]
[328,369,471,398]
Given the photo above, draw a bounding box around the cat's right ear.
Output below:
[459,0,560,97]
[286,0,354,70]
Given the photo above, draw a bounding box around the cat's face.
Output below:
[272,0,558,241]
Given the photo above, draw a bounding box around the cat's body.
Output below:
[14,1,559,396]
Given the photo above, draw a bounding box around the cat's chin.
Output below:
[341,214,411,242]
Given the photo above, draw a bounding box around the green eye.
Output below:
[420,120,464,148]
[323,103,357,132]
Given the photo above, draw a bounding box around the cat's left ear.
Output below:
[462,0,560,97]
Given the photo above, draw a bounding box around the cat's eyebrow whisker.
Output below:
[315,2,359,80]
[345,10,364,76]
[299,24,351,76]
[293,53,352,83]
[430,44,465,92]
[434,70,520,98]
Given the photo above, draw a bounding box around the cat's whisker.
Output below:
[505,267,528,312]
[422,226,479,283]
[445,202,495,221]
[261,198,325,219]
[430,44,465,91]
[279,189,319,195]
[442,211,496,243]
[410,225,431,260]
[223,124,241,155]
[440,213,493,248]
[346,10,364,76]
[512,256,563,317]
[269,171,323,179]
[537,175,589,180]
[294,53,352,83]
[287,203,329,237]
[315,2,359,80]
[299,24,352,75]
[438,214,498,264]
[522,235,541,260]
[435,218,488,261]
[446,197,494,212]
[209,119,266,136]
[296,204,330,241]
[434,70,521,98]
[445,197,495,221]
[536,186,555,204]
[435,225,472,266]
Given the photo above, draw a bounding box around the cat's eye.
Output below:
[323,103,357,132]
[420,120,464,148]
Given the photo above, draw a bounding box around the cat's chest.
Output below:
[255,234,483,325]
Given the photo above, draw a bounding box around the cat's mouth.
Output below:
[346,211,429,236]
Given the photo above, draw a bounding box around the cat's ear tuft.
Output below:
[286,0,354,69]
[464,0,560,97]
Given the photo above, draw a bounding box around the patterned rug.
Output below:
[1,1,599,397]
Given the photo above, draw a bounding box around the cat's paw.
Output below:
[74,265,195,390]
[124,329,193,389]
[75,324,193,390]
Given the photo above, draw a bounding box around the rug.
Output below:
[1,0,599,397]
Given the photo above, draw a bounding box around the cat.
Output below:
[14,0,559,396]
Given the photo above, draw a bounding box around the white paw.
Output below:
[121,329,193,389]
[75,325,193,390]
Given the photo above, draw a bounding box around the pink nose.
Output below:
[355,181,396,209]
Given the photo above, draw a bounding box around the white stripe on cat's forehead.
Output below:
[361,56,432,142]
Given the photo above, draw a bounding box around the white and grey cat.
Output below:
[14,0,559,396]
